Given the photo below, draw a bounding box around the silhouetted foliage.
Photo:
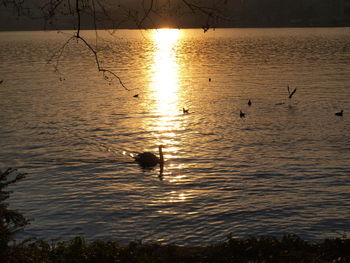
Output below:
[3,234,350,263]
[0,168,29,261]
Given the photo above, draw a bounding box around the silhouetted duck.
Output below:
[288,86,297,99]
[240,110,245,118]
[248,99,252,106]
[133,94,139,98]
[183,107,189,114]
[202,24,210,33]
[209,78,211,82]
[335,110,343,116]
[0,80,3,84]
[135,145,164,168]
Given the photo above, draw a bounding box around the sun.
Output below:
[153,28,181,47]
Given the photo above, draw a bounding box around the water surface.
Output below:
[0,28,350,245]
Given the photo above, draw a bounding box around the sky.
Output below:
[0,0,219,30]
[1,0,349,30]
[0,0,238,30]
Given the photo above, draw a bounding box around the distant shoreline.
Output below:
[1,25,350,32]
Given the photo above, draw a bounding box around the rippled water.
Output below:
[1,28,350,245]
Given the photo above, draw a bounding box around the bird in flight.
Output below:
[288,86,297,99]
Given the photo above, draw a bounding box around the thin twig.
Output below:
[47,35,75,73]
[76,35,129,90]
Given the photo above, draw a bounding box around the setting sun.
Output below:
[153,28,181,47]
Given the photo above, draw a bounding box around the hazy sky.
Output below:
[0,0,233,30]
[1,0,348,30]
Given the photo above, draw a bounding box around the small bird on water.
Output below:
[183,107,189,114]
[335,110,343,116]
[240,110,246,118]
[248,99,252,106]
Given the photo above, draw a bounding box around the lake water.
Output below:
[1,28,350,245]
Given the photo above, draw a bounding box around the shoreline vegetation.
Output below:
[2,169,350,262]
[5,235,350,263]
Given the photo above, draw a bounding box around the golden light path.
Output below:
[147,28,182,154]
[148,29,193,191]
[151,28,181,117]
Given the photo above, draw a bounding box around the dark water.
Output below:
[0,28,350,245]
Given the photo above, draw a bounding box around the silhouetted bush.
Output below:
[0,168,29,262]
[4,234,350,263]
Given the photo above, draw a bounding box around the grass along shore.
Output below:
[5,234,350,263]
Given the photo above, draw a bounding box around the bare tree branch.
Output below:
[47,34,75,74]
[76,35,129,91]
[1,0,233,90]
[138,0,154,28]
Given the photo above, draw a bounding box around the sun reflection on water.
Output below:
[146,29,182,169]
[143,29,192,188]
[151,29,181,117]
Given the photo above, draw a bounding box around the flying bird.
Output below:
[288,86,297,99]
[183,107,189,114]
[335,110,343,116]
[134,145,164,168]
